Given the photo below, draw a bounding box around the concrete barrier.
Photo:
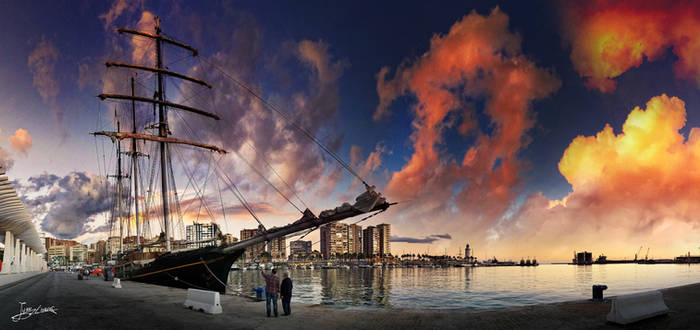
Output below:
[184,288,223,314]
[112,278,122,288]
[607,290,669,325]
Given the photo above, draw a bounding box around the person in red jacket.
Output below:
[261,268,280,317]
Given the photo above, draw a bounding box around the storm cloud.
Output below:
[19,171,113,239]
[171,17,350,205]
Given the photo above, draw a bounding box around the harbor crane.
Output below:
[634,245,643,261]
[645,247,650,261]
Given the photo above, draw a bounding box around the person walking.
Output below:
[280,272,293,316]
[261,268,280,317]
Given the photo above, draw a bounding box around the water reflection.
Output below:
[318,268,391,307]
[227,264,700,309]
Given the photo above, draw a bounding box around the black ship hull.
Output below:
[116,246,244,293]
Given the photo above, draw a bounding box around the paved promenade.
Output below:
[0,272,45,290]
[1,272,697,329]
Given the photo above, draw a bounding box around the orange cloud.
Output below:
[350,143,386,175]
[131,11,156,65]
[375,8,559,229]
[9,129,33,156]
[562,1,700,92]
[558,94,700,222]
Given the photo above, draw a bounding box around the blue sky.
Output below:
[1,1,699,260]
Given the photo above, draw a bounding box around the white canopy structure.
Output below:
[0,168,46,274]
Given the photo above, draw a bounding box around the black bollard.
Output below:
[592,284,608,301]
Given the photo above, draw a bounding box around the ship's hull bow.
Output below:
[121,247,244,293]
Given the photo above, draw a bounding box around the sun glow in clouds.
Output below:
[499,94,700,259]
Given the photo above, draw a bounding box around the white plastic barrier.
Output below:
[184,288,222,314]
[112,278,122,288]
[607,290,669,325]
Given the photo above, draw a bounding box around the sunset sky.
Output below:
[1,0,699,262]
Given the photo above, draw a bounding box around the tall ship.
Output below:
[92,17,392,293]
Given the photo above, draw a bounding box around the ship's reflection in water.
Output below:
[227,264,700,309]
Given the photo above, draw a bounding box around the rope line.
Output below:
[200,257,236,292]
[230,148,303,213]
[199,56,370,188]
[245,142,310,211]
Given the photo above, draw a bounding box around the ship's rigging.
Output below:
[92,16,391,265]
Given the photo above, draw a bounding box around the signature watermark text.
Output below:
[11,302,58,322]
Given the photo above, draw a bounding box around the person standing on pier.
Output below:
[261,268,280,317]
[280,272,293,316]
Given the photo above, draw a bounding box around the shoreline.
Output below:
[1,272,698,329]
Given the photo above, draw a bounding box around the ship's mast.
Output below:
[131,77,141,249]
[116,119,124,254]
[93,16,223,255]
[91,17,395,266]
[154,18,171,252]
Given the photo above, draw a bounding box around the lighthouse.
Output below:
[465,244,472,263]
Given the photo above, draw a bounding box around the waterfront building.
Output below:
[377,224,391,257]
[44,237,81,263]
[107,236,120,256]
[320,222,348,259]
[86,248,96,264]
[95,240,106,262]
[363,226,379,257]
[268,236,286,261]
[44,237,79,250]
[348,224,362,255]
[185,222,220,248]
[123,235,145,250]
[290,240,312,255]
[240,228,266,261]
[222,233,238,245]
[69,245,88,264]
[47,246,68,266]
[573,251,593,265]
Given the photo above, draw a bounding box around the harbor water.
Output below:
[227,264,700,309]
